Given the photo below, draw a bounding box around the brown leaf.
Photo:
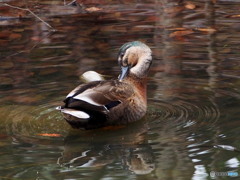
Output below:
[31,36,41,41]
[114,12,121,18]
[221,48,231,53]
[37,133,62,137]
[9,33,22,40]
[185,2,196,10]
[196,28,216,33]
[226,14,240,18]
[85,7,102,12]
[169,30,194,38]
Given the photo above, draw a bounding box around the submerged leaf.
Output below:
[9,33,22,40]
[226,14,240,18]
[185,2,196,10]
[196,28,216,33]
[85,7,102,12]
[37,133,62,137]
[169,30,194,38]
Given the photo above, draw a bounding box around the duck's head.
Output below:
[118,41,152,81]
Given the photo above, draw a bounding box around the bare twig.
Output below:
[3,3,56,32]
[67,0,77,6]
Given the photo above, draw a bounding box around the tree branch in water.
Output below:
[3,3,56,32]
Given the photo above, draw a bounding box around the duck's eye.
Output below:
[120,52,124,59]
[122,58,128,67]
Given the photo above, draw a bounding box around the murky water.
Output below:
[0,0,240,179]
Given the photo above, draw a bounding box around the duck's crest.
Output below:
[119,41,146,54]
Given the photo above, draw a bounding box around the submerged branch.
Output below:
[3,3,56,32]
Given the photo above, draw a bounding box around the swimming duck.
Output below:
[60,41,152,129]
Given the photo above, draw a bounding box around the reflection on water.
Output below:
[58,121,154,175]
[0,0,240,179]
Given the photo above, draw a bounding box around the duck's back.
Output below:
[61,80,146,129]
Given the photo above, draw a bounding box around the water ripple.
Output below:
[1,103,68,140]
[147,96,220,131]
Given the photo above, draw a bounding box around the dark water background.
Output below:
[0,0,240,179]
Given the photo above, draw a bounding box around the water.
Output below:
[0,0,240,179]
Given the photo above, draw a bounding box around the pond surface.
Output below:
[0,0,240,179]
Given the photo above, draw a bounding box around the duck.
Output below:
[60,41,152,130]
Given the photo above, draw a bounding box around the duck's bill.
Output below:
[118,66,129,81]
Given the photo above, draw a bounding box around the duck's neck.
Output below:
[129,52,152,79]
[125,74,147,103]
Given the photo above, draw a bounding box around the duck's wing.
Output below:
[62,80,133,121]
[64,80,133,110]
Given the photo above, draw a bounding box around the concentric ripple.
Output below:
[147,95,220,131]
[1,102,69,140]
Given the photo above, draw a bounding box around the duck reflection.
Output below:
[58,120,155,175]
